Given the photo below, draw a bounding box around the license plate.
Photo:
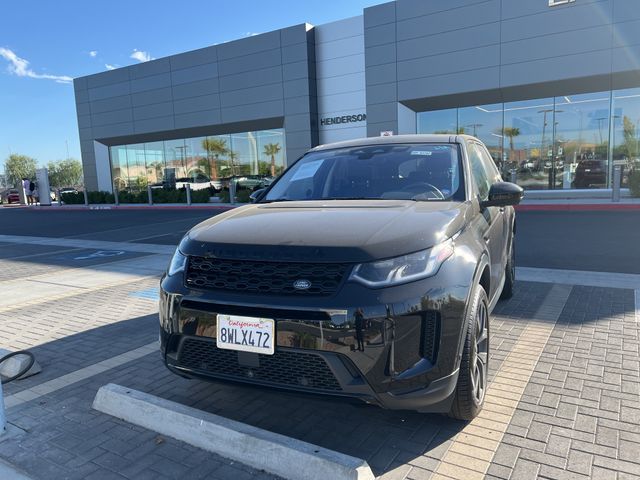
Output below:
[216,315,275,355]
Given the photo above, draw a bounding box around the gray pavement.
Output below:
[0,209,638,479]
[3,206,640,272]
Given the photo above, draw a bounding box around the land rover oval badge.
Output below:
[293,279,311,290]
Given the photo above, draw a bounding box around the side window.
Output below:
[468,143,492,200]
[479,145,501,182]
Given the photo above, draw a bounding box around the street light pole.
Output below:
[539,109,553,188]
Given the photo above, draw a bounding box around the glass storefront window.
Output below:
[108,128,286,202]
[144,141,165,186]
[416,91,624,190]
[417,108,458,135]
[554,92,610,189]
[458,104,503,170]
[258,129,286,177]
[612,88,640,186]
[503,98,554,190]
[126,143,147,190]
[110,145,128,191]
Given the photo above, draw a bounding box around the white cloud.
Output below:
[244,32,260,37]
[105,64,119,70]
[130,49,152,62]
[89,50,98,57]
[0,47,72,84]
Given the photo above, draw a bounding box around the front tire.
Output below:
[449,285,489,421]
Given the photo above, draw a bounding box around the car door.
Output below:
[467,142,505,301]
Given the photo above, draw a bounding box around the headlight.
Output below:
[349,240,454,287]
[167,249,187,276]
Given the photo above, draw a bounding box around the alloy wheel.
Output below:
[470,299,488,404]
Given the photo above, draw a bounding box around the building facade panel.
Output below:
[501,0,612,43]
[74,0,640,195]
[396,23,500,62]
[395,0,500,42]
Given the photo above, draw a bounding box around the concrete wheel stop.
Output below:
[92,383,375,480]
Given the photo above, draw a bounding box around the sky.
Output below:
[0,0,380,169]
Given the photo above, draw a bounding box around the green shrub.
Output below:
[217,188,251,203]
[60,190,115,204]
[60,192,83,204]
[60,188,219,204]
[629,170,640,197]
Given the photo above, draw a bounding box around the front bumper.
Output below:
[159,260,470,412]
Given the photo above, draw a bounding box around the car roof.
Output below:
[310,134,474,152]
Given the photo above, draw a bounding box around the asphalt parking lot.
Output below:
[0,207,639,480]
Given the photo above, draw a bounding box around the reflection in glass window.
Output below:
[458,104,503,170]
[612,88,640,186]
[555,92,610,189]
[417,109,458,135]
[503,98,555,190]
[110,145,128,191]
[258,130,286,177]
[163,139,188,183]
[144,142,165,186]
[415,91,624,191]
[126,143,146,190]
[108,128,286,201]
[184,136,207,181]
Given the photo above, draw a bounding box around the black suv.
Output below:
[159,135,523,420]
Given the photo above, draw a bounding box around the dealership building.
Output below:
[74,0,640,194]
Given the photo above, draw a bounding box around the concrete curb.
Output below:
[92,384,375,480]
[0,458,33,480]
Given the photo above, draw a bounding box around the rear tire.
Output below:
[449,285,489,421]
[500,235,515,300]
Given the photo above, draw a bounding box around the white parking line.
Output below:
[0,235,175,255]
[431,284,573,480]
[3,342,158,409]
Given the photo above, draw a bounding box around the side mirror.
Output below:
[481,182,524,208]
[249,188,267,203]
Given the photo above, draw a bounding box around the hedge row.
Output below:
[60,189,217,205]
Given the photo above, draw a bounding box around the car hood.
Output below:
[182,200,470,263]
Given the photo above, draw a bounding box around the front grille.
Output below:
[421,311,439,363]
[177,337,342,391]
[185,256,349,296]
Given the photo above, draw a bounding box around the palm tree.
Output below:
[228,150,238,176]
[201,138,229,180]
[263,143,282,176]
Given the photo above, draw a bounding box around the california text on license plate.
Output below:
[216,315,275,355]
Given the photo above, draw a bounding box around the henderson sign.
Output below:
[320,113,367,126]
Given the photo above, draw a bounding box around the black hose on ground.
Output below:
[0,351,35,384]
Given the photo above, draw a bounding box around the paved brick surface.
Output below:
[0,236,638,480]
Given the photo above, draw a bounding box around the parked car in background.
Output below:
[1,189,20,204]
[176,174,217,192]
[160,134,523,420]
[572,160,607,189]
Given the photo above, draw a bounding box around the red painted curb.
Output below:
[515,204,640,211]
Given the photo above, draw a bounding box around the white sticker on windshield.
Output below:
[290,159,324,182]
[411,150,433,156]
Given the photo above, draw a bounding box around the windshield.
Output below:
[263,143,464,202]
